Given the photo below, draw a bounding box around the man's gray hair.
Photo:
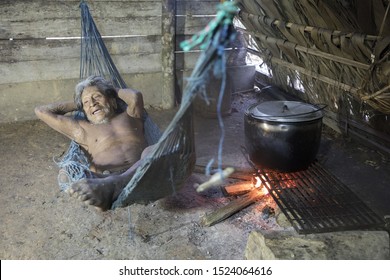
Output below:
[74,75,119,111]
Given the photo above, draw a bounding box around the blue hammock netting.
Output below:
[56,0,238,209]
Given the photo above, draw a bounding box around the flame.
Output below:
[254,176,262,188]
[253,176,269,195]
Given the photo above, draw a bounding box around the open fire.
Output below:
[200,162,384,234]
[200,173,273,227]
[253,176,269,195]
[252,162,385,234]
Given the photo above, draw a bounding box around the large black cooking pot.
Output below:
[244,100,324,172]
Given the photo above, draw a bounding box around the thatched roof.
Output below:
[235,0,390,137]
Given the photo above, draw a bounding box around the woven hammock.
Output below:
[57,0,238,209]
[56,0,161,191]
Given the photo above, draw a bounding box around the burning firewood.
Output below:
[200,188,266,227]
[222,181,254,196]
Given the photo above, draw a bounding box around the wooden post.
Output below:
[161,0,176,109]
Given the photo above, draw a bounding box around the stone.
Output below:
[245,230,390,260]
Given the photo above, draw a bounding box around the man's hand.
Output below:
[35,101,77,116]
[35,101,85,142]
[117,88,144,119]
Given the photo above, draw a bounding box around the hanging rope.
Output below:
[55,0,238,207]
[114,1,238,207]
[56,1,161,191]
[180,1,238,176]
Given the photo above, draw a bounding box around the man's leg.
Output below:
[68,145,155,211]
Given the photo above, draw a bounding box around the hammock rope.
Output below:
[56,1,162,191]
[114,1,237,208]
[56,0,238,208]
[181,2,237,176]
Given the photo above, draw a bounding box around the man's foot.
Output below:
[68,176,125,211]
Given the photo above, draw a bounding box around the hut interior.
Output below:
[0,0,389,261]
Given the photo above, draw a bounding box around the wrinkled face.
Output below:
[81,86,116,124]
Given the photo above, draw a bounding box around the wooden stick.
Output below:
[361,84,390,101]
[196,167,234,192]
[260,55,363,96]
[222,181,254,196]
[239,27,371,70]
[194,164,255,181]
[201,188,265,227]
[239,11,380,41]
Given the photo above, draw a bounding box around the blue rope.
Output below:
[55,141,91,191]
[57,1,237,192]
[188,8,237,177]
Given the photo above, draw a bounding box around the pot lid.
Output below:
[248,101,323,122]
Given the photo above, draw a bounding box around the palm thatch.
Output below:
[235,0,390,115]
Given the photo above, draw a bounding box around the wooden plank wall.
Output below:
[0,0,220,123]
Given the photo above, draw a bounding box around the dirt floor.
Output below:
[1,89,390,259]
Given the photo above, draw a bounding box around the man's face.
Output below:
[81,86,115,124]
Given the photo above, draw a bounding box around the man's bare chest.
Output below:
[82,114,145,154]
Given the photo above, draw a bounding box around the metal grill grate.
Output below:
[257,161,385,234]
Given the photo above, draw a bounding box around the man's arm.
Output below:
[34,101,85,142]
[117,88,144,119]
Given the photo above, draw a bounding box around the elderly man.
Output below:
[35,75,153,211]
